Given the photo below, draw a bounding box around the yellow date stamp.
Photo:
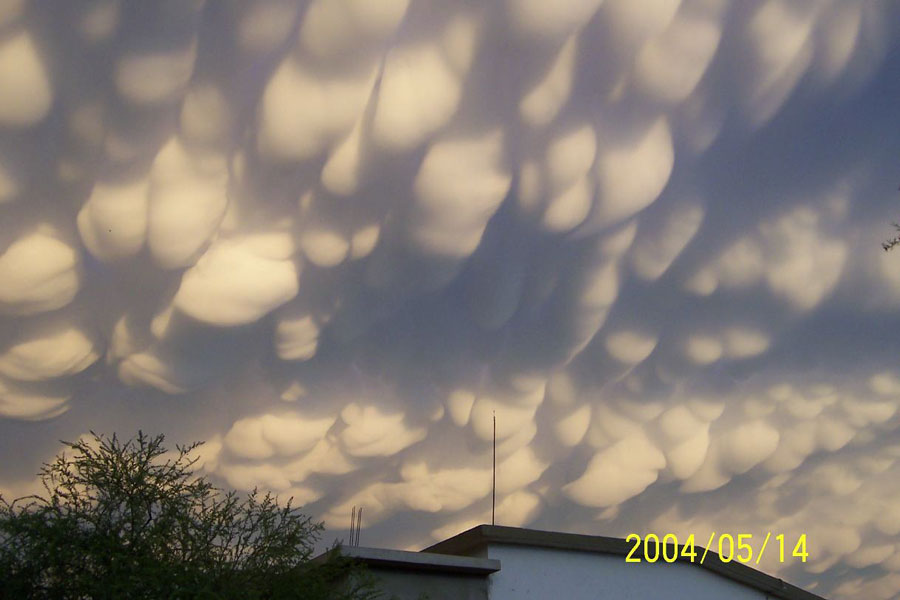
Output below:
[625,533,808,565]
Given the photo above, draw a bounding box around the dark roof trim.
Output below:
[423,525,826,600]
[316,545,500,576]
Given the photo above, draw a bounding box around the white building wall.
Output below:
[485,544,768,600]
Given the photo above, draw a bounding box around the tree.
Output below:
[883,222,900,251]
[0,431,379,599]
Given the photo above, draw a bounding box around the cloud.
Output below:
[0,377,70,421]
[147,138,229,269]
[408,129,511,260]
[592,116,674,230]
[173,236,300,327]
[0,3,898,598]
[0,318,98,382]
[371,7,481,151]
[0,30,52,128]
[564,433,667,507]
[115,39,198,107]
[224,411,335,459]
[78,177,151,262]
[340,403,427,458]
[0,228,81,316]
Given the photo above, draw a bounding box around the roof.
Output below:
[423,525,827,600]
[315,545,500,576]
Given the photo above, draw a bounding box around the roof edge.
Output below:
[313,545,500,576]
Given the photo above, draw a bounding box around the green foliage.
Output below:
[0,431,380,600]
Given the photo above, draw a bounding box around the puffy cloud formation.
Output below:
[0,30,52,127]
[0,2,899,598]
[0,228,81,316]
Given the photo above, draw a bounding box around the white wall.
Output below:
[485,544,768,600]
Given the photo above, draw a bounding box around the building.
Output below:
[321,524,826,600]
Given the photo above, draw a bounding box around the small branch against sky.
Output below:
[884,220,900,251]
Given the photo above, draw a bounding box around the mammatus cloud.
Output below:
[1,1,899,597]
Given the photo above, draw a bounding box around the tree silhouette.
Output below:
[0,431,378,599]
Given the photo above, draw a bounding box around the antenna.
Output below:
[356,507,363,546]
[350,506,357,546]
[492,410,496,526]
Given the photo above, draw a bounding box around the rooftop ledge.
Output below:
[320,545,501,576]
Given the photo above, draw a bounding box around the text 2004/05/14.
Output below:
[625,532,809,565]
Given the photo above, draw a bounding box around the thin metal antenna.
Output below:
[492,410,496,526]
[350,506,356,546]
[356,507,363,546]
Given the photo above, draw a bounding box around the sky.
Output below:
[1,0,900,597]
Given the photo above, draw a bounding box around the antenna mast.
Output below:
[350,506,356,546]
[492,410,496,526]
